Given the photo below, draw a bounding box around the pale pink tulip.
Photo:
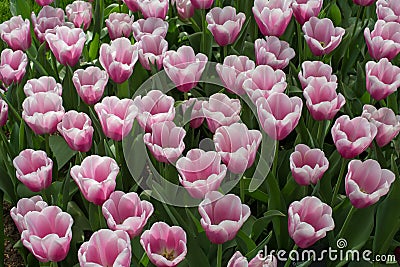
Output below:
[0,15,31,51]
[227,251,278,267]
[190,0,214,9]
[31,6,65,43]
[66,1,92,30]
[364,20,400,60]
[73,66,109,105]
[181,98,205,128]
[138,0,169,19]
[376,0,400,23]
[0,99,8,127]
[0,49,28,86]
[132,18,169,41]
[35,0,54,6]
[176,0,195,19]
[298,61,337,89]
[123,0,140,12]
[353,0,375,5]
[137,34,168,70]
[10,196,48,233]
[106,13,134,40]
[24,76,62,96]
[292,0,323,25]
[255,36,295,69]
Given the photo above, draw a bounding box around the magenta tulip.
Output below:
[376,0,400,23]
[0,99,8,127]
[134,90,175,132]
[102,191,154,238]
[106,12,134,40]
[132,18,169,41]
[24,76,62,96]
[66,1,92,30]
[21,206,73,262]
[190,0,214,9]
[137,34,168,70]
[181,98,205,128]
[0,49,28,86]
[214,123,262,174]
[0,15,31,51]
[365,58,400,101]
[140,222,187,267]
[303,17,345,56]
[10,196,48,233]
[216,55,255,95]
[252,0,293,37]
[176,0,195,19]
[292,0,323,25]
[364,20,400,60]
[331,115,377,158]
[138,0,169,19]
[257,93,303,141]
[199,191,251,244]
[123,0,140,12]
[288,196,334,248]
[73,66,109,105]
[345,159,395,208]
[255,36,295,70]
[298,61,337,89]
[99,37,138,84]
[163,45,208,92]
[353,0,375,5]
[78,229,131,266]
[31,6,65,43]
[35,0,54,6]
[362,105,400,147]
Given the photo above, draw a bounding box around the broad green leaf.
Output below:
[10,0,31,19]
[49,135,77,170]
[251,210,285,240]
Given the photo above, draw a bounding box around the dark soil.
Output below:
[3,201,24,267]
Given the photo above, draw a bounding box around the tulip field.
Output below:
[1,0,400,266]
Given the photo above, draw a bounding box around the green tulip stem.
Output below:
[331,157,348,206]
[217,244,223,267]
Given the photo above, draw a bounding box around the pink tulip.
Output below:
[298,61,337,89]
[202,93,241,133]
[0,49,28,86]
[292,0,323,25]
[106,13,134,40]
[138,0,169,19]
[289,144,329,186]
[353,0,375,5]
[199,191,251,244]
[227,252,248,267]
[99,37,138,84]
[252,0,293,37]
[255,36,295,70]
[94,96,138,141]
[10,196,48,233]
[143,121,186,163]
[73,66,109,105]
[257,93,303,141]
[132,18,169,41]
[0,15,31,51]
[163,46,208,92]
[345,159,395,208]
[137,35,168,70]
[0,99,8,127]
[140,222,187,267]
[181,98,205,128]
[216,55,255,95]
[243,65,287,104]
[176,149,227,199]
[78,229,131,266]
[376,0,400,23]
[365,58,400,101]
[57,110,94,152]
[176,0,195,19]
[102,191,154,238]
[227,251,278,267]
[303,78,346,121]
[21,206,73,262]
[123,0,140,12]
[214,123,262,174]
[362,105,400,147]
[288,196,334,248]
[134,90,175,132]
[66,1,92,30]
[190,0,214,9]
[364,20,400,60]
[302,17,345,56]
[13,149,53,192]
[71,155,119,205]
[206,6,246,46]
[31,6,65,43]
[331,115,377,159]
[45,26,86,66]
[24,76,62,96]
[22,92,65,135]
[35,0,53,5]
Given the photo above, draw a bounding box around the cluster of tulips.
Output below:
[0,0,400,266]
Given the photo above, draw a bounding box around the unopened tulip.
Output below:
[123,0,140,12]
[0,15,31,51]
[353,0,375,5]
[376,0,400,23]
[227,251,278,267]
[35,0,54,6]
[288,196,334,248]
[199,191,251,244]
[138,0,169,19]
[252,0,293,37]
[257,92,303,140]
[73,66,109,105]
[45,26,86,66]
[176,0,195,19]
[181,98,205,128]
[362,105,400,147]
[364,20,400,60]
[176,149,227,199]
[365,58,400,101]
[21,206,73,262]
[140,222,187,267]
[216,55,255,95]
[24,76,62,96]
[31,6,65,43]
[292,0,323,25]
[0,49,28,86]
[345,159,395,208]
[303,17,345,56]
[99,37,138,84]
[0,99,8,127]
[10,196,48,233]
[102,191,154,238]
[214,123,262,174]
[78,229,131,266]
[132,18,169,41]
[106,13,134,40]
[71,155,119,205]
[137,34,168,70]
[66,1,92,30]
[190,0,214,9]
[331,115,377,158]
[163,45,208,92]
[298,61,337,89]
[255,36,295,70]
